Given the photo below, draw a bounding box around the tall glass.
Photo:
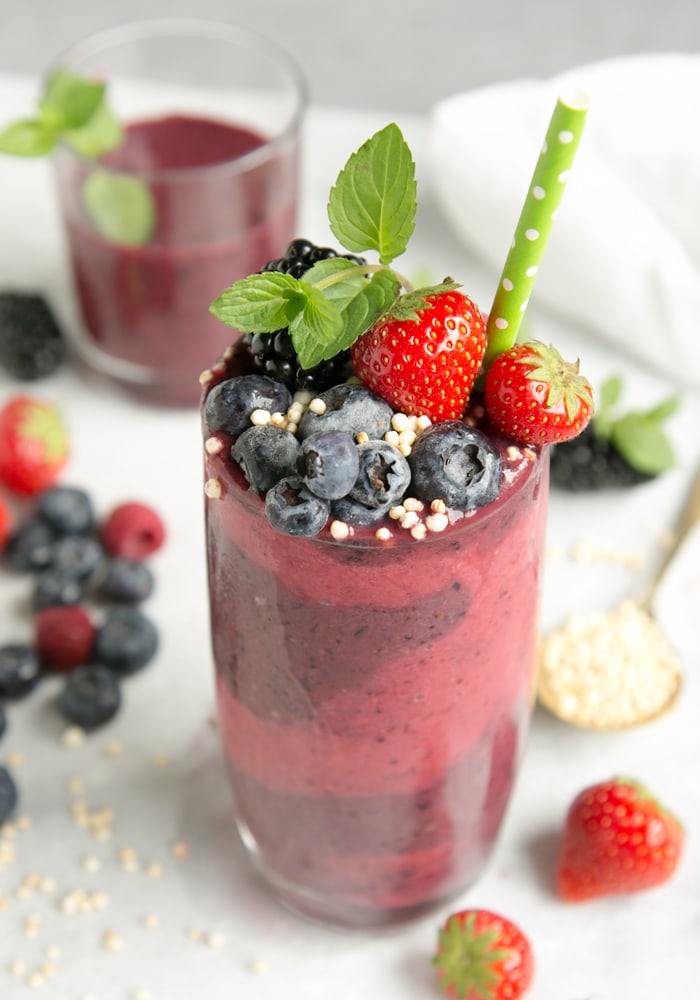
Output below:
[51,20,306,407]
[201,352,549,928]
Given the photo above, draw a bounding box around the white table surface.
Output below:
[1,72,699,1000]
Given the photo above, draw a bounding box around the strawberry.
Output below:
[350,289,487,421]
[0,492,10,550]
[557,776,684,901]
[483,340,593,445]
[432,909,534,1000]
[0,395,69,495]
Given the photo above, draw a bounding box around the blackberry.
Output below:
[244,239,365,392]
[0,292,65,380]
[550,425,655,492]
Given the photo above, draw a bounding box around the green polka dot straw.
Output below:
[483,88,590,369]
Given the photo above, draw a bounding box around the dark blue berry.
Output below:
[96,558,155,604]
[297,431,359,500]
[0,292,65,381]
[4,518,56,572]
[58,665,121,730]
[265,476,330,537]
[0,706,6,742]
[37,486,95,534]
[49,534,103,579]
[408,422,502,510]
[231,424,300,493]
[349,440,411,508]
[33,567,85,609]
[0,643,42,699]
[94,608,159,674]
[205,375,292,436]
[330,495,393,526]
[0,766,18,825]
[298,384,393,441]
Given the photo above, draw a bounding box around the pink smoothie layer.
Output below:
[202,353,549,922]
[58,115,298,405]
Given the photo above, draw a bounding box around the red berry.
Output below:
[0,395,69,495]
[350,289,487,421]
[100,502,165,559]
[433,909,534,1000]
[0,493,11,550]
[557,776,684,901]
[484,341,593,445]
[35,605,96,672]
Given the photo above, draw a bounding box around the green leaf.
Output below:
[64,99,123,157]
[328,122,417,265]
[288,286,344,368]
[41,68,106,129]
[209,273,301,332]
[599,374,623,411]
[0,119,57,156]
[82,170,156,247]
[646,394,681,422]
[390,278,462,321]
[335,269,401,350]
[611,413,677,475]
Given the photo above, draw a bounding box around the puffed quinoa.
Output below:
[308,397,327,415]
[250,408,271,426]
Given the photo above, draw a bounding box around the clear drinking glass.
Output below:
[201,350,550,928]
[51,19,306,407]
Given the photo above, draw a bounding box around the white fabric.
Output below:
[429,54,700,386]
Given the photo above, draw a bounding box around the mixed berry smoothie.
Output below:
[202,344,549,926]
[54,114,298,406]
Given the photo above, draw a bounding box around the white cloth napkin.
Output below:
[428,54,700,387]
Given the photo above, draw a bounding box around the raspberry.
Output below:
[35,605,96,672]
[100,502,165,559]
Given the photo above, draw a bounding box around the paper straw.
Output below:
[483,88,590,369]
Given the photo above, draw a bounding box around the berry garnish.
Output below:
[432,909,534,1000]
[349,440,411,509]
[94,607,159,674]
[0,766,19,826]
[408,422,502,510]
[35,605,96,672]
[100,502,165,560]
[0,643,42,699]
[351,289,486,420]
[297,383,393,441]
[483,341,594,445]
[58,664,122,730]
[231,425,300,494]
[557,776,683,901]
[265,476,330,537]
[0,395,69,495]
[204,375,292,437]
[297,431,360,500]
[0,291,66,381]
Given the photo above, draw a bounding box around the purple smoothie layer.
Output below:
[202,351,548,920]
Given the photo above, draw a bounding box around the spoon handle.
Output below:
[648,465,700,602]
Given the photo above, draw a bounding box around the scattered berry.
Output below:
[484,341,593,445]
[94,607,159,674]
[100,502,165,560]
[0,765,19,825]
[557,776,684,901]
[35,605,96,672]
[0,395,69,495]
[408,422,502,510]
[297,383,393,441]
[96,557,155,604]
[432,908,534,1000]
[3,517,56,572]
[0,643,42,699]
[0,291,65,380]
[37,485,95,534]
[0,493,10,551]
[351,289,487,421]
[265,475,330,537]
[231,424,300,494]
[349,440,411,509]
[297,431,360,500]
[204,375,292,437]
[58,665,122,730]
[0,705,6,742]
[49,534,104,579]
[33,565,85,609]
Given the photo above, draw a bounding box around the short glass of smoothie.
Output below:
[51,19,306,407]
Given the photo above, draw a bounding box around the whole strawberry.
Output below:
[432,909,534,1000]
[557,776,683,901]
[0,395,69,495]
[0,492,10,550]
[484,341,593,445]
[351,289,487,421]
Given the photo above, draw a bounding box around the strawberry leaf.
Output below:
[390,278,462,321]
[328,123,417,265]
[210,273,302,333]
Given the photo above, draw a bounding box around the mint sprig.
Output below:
[210,123,447,370]
[594,375,679,476]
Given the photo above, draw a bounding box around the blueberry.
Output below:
[231,424,300,493]
[33,567,85,609]
[205,375,292,436]
[4,518,56,572]
[37,486,95,534]
[0,766,18,826]
[96,558,155,604]
[330,495,393,526]
[408,421,502,510]
[265,476,330,537]
[297,384,393,441]
[94,608,159,674]
[349,440,411,508]
[58,665,121,730]
[297,431,359,500]
[0,643,42,699]
[0,706,6,742]
[49,534,103,579]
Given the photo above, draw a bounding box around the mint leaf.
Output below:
[83,171,155,246]
[210,273,301,332]
[41,69,106,130]
[335,269,400,350]
[611,413,677,475]
[599,374,623,410]
[288,286,344,368]
[0,119,57,156]
[328,122,417,265]
[64,99,123,157]
[647,395,681,422]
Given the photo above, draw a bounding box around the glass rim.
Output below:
[49,17,308,180]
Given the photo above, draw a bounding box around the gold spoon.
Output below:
[537,466,700,730]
